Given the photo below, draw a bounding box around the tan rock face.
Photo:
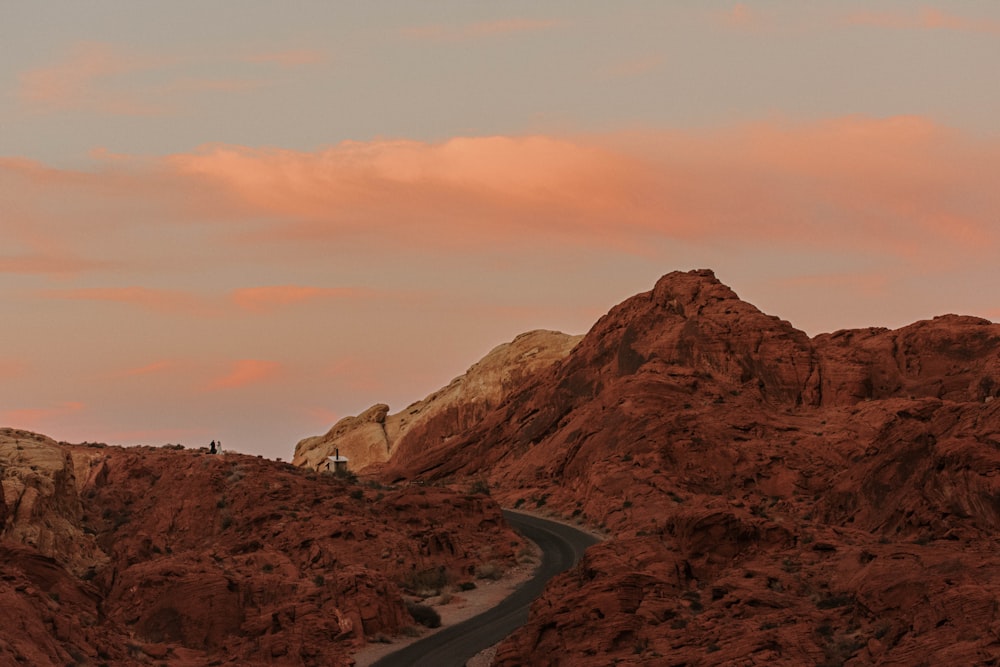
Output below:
[374,269,1000,665]
[293,329,583,471]
[0,429,107,577]
[0,439,523,666]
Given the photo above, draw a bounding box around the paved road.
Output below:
[371,510,598,667]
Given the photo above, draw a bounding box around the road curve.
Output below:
[371,510,598,667]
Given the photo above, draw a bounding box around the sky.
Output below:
[2,2,999,459]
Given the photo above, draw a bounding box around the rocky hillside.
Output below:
[294,329,582,471]
[0,430,522,666]
[376,269,1000,665]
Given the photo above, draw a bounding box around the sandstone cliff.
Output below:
[375,269,1000,665]
[293,329,582,471]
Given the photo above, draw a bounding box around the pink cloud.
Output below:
[166,135,648,250]
[0,254,115,277]
[162,118,999,261]
[401,18,558,41]
[16,42,271,117]
[1,402,85,431]
[847,7,1000,34]
[202,360,283,391]
[6,117,999,271]
[37,285,378,317]
[715,4,758,28]
[230,285,371,312]
[17,42,166,115]
[40,287,217,316]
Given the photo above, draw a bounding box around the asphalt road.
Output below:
[371,510,599,667]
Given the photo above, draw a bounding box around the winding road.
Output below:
[371,510,598,667]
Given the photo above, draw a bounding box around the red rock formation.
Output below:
[376,269,1000,665]
[1,438,522,665]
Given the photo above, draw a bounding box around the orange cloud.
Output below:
[0,254,115,277]
[401,18,558,41]
[167,135,648,250]
[230,286,370,312]
[18,42,165,115]
[40,287,216,316]
[16,42,272,117]
[7,117,999,271]
[847,7,1000,34]
[38,285,379,317]
[1,402,85,431]
[202,359,283,391]
[161,118,999,261]
[716,3,757,28]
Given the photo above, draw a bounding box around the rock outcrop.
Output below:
[0,429,107,577]
[372,269,1000,665]
[294,329,582,471]
[0,438,523,666]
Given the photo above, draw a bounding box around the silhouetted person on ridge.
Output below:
[210,440,217,454]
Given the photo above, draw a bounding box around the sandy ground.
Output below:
[351,548,540,667]
[351,509,603,667]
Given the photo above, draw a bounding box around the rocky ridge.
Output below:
[364,269,1000,665]
[0,434,523,666]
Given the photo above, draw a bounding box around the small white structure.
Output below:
[324,448,349,474]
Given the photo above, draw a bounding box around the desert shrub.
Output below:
[475,561,503,581]
[468,479,491,496]
[406,601,441,628]
[402,566,449,595]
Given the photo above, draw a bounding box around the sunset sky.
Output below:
[3,2,999,458]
